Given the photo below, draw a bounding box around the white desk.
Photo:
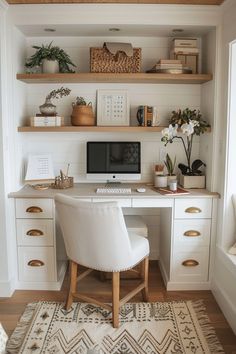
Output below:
[9,183,219,291]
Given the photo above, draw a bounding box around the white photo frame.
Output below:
[97,90,130,126]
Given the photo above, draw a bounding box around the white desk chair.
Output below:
[55,194,150,328]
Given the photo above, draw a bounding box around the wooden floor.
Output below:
[0,261,236,353]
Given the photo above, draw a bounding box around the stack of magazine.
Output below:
[30,114,64,127]
[146,59,192,74]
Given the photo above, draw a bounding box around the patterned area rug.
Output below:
[7,301,224,354]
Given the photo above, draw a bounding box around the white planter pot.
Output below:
[167,175,177,186]
[179,174,205,189]
[42,59,59,73]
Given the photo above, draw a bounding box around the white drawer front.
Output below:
[174,219,211,248]
[18,246,56,282]
[132,198,173,208]
[174,199,212,219]
[92,198,131,207]
[16,219,54,246]
[171,248,209,282]
[16,199,53,219]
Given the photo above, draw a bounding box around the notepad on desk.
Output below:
[154,186,190,195]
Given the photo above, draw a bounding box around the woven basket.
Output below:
[71,104,95,126]
[90,47,141,73]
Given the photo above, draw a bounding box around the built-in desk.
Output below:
[9,183,219,291]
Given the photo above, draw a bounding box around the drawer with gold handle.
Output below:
[18,246,56,282]
[182,259,199,267]
[16,199,53,219]
[16,219,54,246]
[174,199,212,219]
[174,219,211,247]
[28,259,45,267]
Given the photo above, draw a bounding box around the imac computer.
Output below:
[86,141,141,182]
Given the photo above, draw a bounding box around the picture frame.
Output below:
[97,90,130,126]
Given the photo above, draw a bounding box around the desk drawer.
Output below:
[18,246,56,282]
[174,219,211,248]
[16,219,54,246]
[174,199,212,219]
[132,198,173,208]
[16,199,53,219]
[171,248,209,282]
[92,198,131,207]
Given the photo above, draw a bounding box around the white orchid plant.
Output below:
[161,108,209,176]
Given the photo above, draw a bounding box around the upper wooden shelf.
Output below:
[16,73,213,84]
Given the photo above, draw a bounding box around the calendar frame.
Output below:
[96,90,130,126]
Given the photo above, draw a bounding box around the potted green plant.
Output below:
[161,108,209,188]
[71,97,95,126]
[164,153,177,185]
[39,87,71,116]
[25,42,76,73]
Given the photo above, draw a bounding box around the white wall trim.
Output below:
[0,279,15,298]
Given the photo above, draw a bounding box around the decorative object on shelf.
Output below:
[30,115,64,127]
[161,108,209,188]
[170,38,199,74]
[90,42,141,73]
[146,59,192,74]
[25,42,76,73]
[51,165,73,189]
[164,153,177,186]
[97,89,129,126]
[39,87,71,116]
[71,96,95,126]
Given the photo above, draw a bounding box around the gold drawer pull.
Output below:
[182,259,199,267]
[26,229,44,236]
[184,230,201,237]
[28,259,44,267]
[185,207,202,214]
[26,206,43,213]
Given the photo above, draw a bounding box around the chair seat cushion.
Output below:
[127,231,150,269]
[124,215,148,237]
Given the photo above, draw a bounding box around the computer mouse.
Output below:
[136,188,146,193]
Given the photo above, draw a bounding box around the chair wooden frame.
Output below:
[65,256,149,328]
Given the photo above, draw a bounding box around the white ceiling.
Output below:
[17,24,215,37]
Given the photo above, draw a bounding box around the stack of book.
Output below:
[30,114,64,127]
[146,59,191,74]
[138,106,159,127]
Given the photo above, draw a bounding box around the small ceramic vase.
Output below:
[39,98,56,116]
[42,59,59,74]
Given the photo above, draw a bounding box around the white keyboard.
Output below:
[96,188,132,194]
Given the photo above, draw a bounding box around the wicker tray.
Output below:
[90,47,141,73]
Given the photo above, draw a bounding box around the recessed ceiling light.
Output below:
[172,29,184,34]
[109,28,120,32]
[44,28,56,32]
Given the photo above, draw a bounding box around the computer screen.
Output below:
[86,141,141,181]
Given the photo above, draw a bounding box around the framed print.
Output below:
[97,90,130,126]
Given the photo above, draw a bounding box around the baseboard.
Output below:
[212,279,236,335]
[0,279,15,297]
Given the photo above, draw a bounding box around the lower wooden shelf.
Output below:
[17,126,167,132]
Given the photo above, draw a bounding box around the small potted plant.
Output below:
[164,153,177,186]
[25,42,76,73]
[71,97,95,126]
[161,108,209,188]
[39,87,71,116]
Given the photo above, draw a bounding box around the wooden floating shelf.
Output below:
[17,126,211,133]
[16,73,213,84]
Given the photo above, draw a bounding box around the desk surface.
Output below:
[9,183,219,199]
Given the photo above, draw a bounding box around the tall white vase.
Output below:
[42,59,59,73]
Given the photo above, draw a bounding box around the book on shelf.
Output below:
[30,116,64,127]
[158,59,182,65]
[172,38,197,48]
[170,47,199,54]
[153,186,190,195]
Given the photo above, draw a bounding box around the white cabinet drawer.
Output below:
[16,219,54,246]
[132,198,173,208]
[18,246,56,282]
[174,199,212,219]
[174,219,211,248]
[16,199,53,219]
[171,248,209,282]
[92,198,131,207]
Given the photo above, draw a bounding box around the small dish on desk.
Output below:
[136,188,146,193]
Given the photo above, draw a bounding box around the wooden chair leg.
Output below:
[112,272,120,328]
[141,257,149,302]
[65,260,78,310]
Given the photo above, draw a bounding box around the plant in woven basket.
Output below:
[71,96,94,126]
[72,97,91,106]
[25,42,76,73]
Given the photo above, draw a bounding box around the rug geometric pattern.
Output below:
[7,301,224,354]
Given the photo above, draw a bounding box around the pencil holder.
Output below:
[51,176,74,189]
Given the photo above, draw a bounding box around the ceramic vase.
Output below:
[42,59,59,74]
[39,98,56,116]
